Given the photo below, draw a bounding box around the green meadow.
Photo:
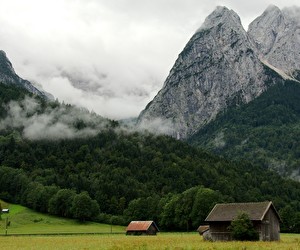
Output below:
[1,200,300,249]
[0,201,125,235]
[1,233,300,250]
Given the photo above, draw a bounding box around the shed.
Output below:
[1,209,9,213]
[126,221,159,235]
[197,225,212,241]
[205,201,280,241]
[197,225,209,235]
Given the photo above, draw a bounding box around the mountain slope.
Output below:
[1,79,300,232]
[0,50,50,98]
[138,6,285,138]
[188,79,300,179]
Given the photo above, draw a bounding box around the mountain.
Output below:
[0,50,50,98]
[138,6,297,139]
[186,6,300,179]
[248,5,300,80]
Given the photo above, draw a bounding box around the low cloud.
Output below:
[137,117,175,136]
[0,96,108,140]
[283,5,300,22]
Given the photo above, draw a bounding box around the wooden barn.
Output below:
[205,201,280,241]
[126,221,159,235]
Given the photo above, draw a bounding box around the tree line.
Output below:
[0,83,300,231]
[1,131,300,232]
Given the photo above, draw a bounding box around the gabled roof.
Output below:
[205,201,280,222]
[126,221,159,232]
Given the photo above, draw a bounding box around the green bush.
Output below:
[228,212,259,241]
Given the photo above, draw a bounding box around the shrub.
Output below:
[228,212,259,241]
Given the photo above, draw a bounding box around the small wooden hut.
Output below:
[197,225,209,235]
[205,201,280,241]
[197,225,212,241]
[126,221,159,235]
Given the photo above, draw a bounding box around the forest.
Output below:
[189,80,300,178]
[1,83,300,232]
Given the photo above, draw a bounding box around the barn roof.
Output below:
[205,201,280,222]
[126,221,159,232]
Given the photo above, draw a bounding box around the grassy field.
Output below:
[0,200,125,235]
[0,233,299,250]
[1,200,300,249]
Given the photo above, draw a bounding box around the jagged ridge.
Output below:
[248,5,300,81]
[138,6,291,138]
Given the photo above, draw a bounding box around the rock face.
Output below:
[248,5,300,80]
[0,50,47,97]
[138,6,285,138]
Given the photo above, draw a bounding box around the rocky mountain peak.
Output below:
[248,6,300,80]
[199,6,242,31]
[138,6,284,138]
[248,5,285,56]
[265,4,281,13]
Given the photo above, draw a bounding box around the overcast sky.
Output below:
[0,0,299,120]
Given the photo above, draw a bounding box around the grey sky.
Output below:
[0,0,299,119]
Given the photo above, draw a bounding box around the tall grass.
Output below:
[1,200,299,249]
[0,233,299,250]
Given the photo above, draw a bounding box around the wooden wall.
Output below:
[260,207,280,241]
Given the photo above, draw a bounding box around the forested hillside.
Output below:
[1,83,300,232]
[189,80,300,179]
